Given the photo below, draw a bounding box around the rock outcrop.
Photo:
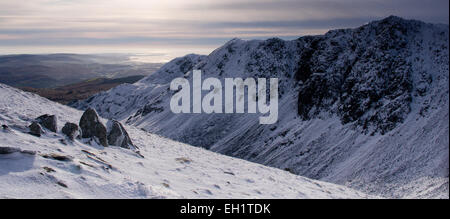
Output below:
[62,122,80,141]
[0,146,36,155]
[36,114,57,132]
[29,122,44,137]
[295,16,416,134]
[107,120,135,149]
[79,108,108,147]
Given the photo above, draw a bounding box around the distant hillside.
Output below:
[0,54,163,88]
[73,16,449,198]
[21,75,145,104]
[0,83,373,199]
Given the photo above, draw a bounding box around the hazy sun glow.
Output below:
[0,0,448,62]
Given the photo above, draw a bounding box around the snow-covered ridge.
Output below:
[0,83,374,198]
[71,16,449,198]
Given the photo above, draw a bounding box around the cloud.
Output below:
[0,0,448,58]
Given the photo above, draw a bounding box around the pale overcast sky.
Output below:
[0,0,448,62]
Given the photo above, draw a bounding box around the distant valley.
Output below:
[20,75,145,104]
[0,54,163,103]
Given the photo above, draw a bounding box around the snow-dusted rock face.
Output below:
[293,16,448,135]
[72,16,449,198]
[107,120,135,149]
[35,114,58,133]
[62,122,80,141]
[29,122,44,137]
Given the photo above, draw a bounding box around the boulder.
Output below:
[36,114,57,132]
[79,108,108,147]
[107,120,135,149]
[62,122,80,141]
[29,122,44,137]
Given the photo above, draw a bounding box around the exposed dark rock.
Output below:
[295,36,320,82]
[177,56,196,74]
[41,153,73,162]
[175,157,192,164]
[223,171,235,176]
[0,147,20,154]
[296,16,415,134]
[21,150,36,155]
[284,168,296,174]
[57,181,68,188]
[135,150,144,158]
[29,122,44,137]
[36,114,57,132]
[79,108,108,147]
[107,120,135,149]
[0,147,36,155]
[135,104,164,117]
[43,166,56,173]
[62,122,80,141]
[1,124,12,133]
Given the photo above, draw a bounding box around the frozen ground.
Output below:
[0,83,374,199]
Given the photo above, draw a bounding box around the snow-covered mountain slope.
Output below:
[72,16,449,198]
[0,84,374,199]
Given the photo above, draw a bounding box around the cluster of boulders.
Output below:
[29,115,53,137]
[28,108,135,149]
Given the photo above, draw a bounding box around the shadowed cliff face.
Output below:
[295,16,420,134]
